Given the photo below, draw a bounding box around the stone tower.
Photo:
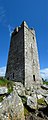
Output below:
[6,21,42,87]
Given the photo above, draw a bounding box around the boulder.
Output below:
[37,89,48,97]
[14,82,25,96]
[45,97,48,104]
[41,84,48,90]
[37,94,43,99]
[27,94,37,109]
[0,87,8,94]
[0,89,25,120]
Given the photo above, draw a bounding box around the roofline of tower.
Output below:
[11,21,35,37]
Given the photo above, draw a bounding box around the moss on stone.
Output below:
[24,107,29,116]
[37,98,46,106]
[0,96,3,102]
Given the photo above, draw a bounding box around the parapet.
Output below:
[12,21,35,37]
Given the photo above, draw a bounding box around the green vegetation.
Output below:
[42,78,48,85]
[24,107,29,116]
[0,96,3,102]
[43,81,48,85]
[0,79,14,94]
[0,78,14,102]
[37,98,46,106]
[21,96,27,105]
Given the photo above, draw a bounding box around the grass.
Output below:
[0,79,14,94]
[0,79,13,86]
[37,98,46,106]
[24,107,30,116]
[0,78,14,102]
[0,96,3,102]
[43,81,48,85]
[21,96,27,105]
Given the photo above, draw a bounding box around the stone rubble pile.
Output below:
[13,82,48,109]
[0,82,48,120]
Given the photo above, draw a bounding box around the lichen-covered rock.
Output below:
[14,82,25,96]
[41,84,48,90]
[45,96,48,104]
[27,94,37,109]
[0,88,25,120]
[0,87,8,94]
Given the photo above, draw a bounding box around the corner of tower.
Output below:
[21,21,28,28]
[30,27,36,36]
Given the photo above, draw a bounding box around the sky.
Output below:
[0,0,48,78]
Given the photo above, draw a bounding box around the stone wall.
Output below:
[24,22,42,87]
[6,23,25,85]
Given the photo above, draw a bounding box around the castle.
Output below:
[5,21,42,87]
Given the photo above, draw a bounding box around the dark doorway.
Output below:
[33,75,35,81]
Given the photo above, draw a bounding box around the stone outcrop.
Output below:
[41,84,48,90]
[14,82,25,96]
[27,95,37,109]
[0,87,8,94]
[0,82,48,119]
[0,87,25,120]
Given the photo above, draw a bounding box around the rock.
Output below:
[27,94,37,109]
[37,94,43,99]
[0,89,25,120]
[37,111,45,118]
[14,82,25,96]
[25,112,48,120]
[0,87,8,94]
[45,97,48,104]
[0,102,2,108]
[37,89,48,97]
[25,89,31,96]
[41,84,48,90]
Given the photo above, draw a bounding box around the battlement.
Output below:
[12,21,35,37]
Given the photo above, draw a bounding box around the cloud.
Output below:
[40,68,48,80]
[0,66,6,77]
[0,6,14,36]
[8,24,14,37]
[0,6,6,23]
